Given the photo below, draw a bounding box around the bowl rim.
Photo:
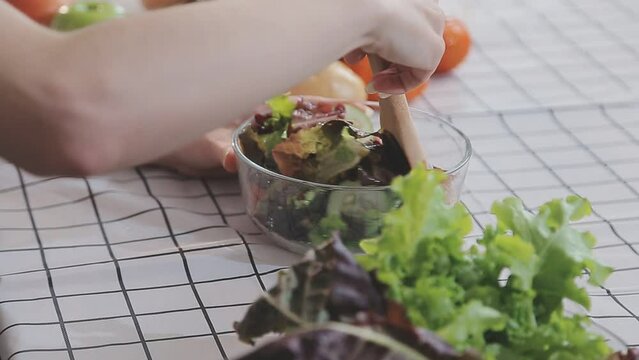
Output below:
[231,105,473,191]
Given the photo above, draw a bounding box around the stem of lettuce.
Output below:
[319,322,430,360]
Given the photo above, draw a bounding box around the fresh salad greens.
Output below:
[239,95,410,246]
[240,95,410,185]
[235,166,637,360]
[358,166,613,359]
[234,235,479,360]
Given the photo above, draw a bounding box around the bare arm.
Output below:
[0,0,444,176]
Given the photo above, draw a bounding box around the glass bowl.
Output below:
[232,107,473,254]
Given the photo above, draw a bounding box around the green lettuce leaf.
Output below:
[308,214,347,245]
[503,312,611,360]
[358,166,614,358]
[437,300,506,351]
[267,94,296,119]
[490,196,613,319]
[253,128,288,157]
[271,123,369,183]
[313,128,370,183]
[358,165,473,331]
[241,95,297,164]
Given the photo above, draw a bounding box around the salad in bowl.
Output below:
[233,95,471,252]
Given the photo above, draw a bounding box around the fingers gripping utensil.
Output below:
[368,55,428,168]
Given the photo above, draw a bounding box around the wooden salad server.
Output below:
[368,55,428,168]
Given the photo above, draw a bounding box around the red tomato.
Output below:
[6,0,74,25]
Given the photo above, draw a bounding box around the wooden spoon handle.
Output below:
[368,55,428,168]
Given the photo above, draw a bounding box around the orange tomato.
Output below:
[435,18,472,74]
[344,55,428,102]
[7,0,73,25]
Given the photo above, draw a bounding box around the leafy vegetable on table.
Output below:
[234,236,478,360]
[235,166,638,360]
[358,166,613,359]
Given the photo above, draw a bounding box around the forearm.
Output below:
[0,0,380,175]
[56,0,379,174]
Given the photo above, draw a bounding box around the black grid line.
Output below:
[0,266,284,307]
[465,44,544,108]
[0,225,225,253]
[591,291,639,297]
[201,180,266,292]
[548,109,639,199]
[609,0,639,18]
[452,117,637,140]
[601,106,639,145]
[463,177,639,194]
[434,106,533,214]
[447,72,494,111]
[589,315,639,319]
[15,167,75,360]
[463,142,529,211]
[481,2,595,103]
[520,2,632,91]
[446,72,495,112]
[5,332,241,360]
[0,172,240,197]
[563,0,639,61]
[0,224,263,255]
[136,168,228,360]
[0,207,225,232]
[475,140,630,158]
[0,191,239,215]
[0,302,252,337]
[465,194,639,209]
[0,192,224,214]
[0,176,65,195]
[596,241,639,250]
[467,157,639,175]
[83,178,152,359]
[428,98,639,119]
[0,241,246,279]
[461,201,485,234]
[605,288,639,323]
[448,209,639,225]
[610,266,639,273]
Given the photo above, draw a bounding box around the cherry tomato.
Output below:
[435,18,472,74]
[6,0,74,25]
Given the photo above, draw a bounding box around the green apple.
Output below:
[50,1,125,31]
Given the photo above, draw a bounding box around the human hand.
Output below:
[151,95,375,178]
[152,121,238,178]
[345,0,446,95]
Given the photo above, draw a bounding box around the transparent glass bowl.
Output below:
[232,107,473,254]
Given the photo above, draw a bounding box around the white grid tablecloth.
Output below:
[2,0,639,359]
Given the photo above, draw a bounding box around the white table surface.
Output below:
[2,0,639,359]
